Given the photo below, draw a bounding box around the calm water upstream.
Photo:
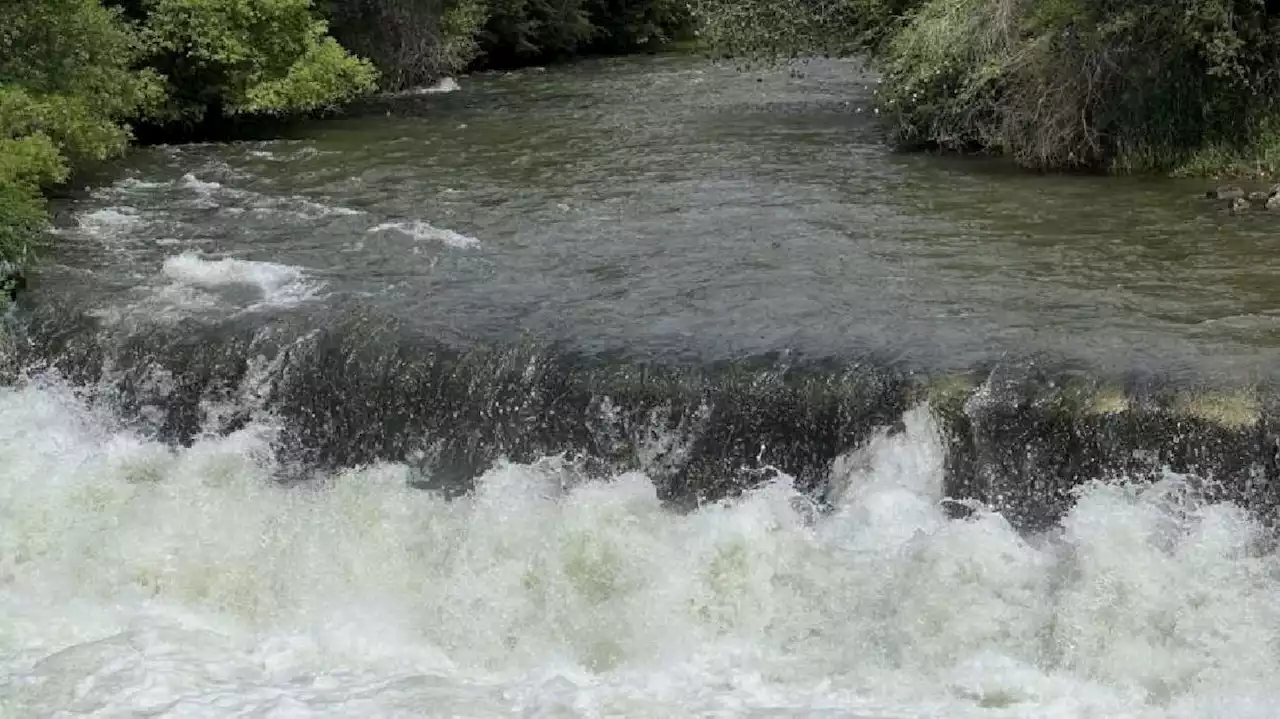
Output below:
[5,54,1280,718]
[29,54,1280,379]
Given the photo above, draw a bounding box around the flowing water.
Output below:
[5,54,1280,717]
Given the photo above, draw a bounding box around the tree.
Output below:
[139,0,378,122]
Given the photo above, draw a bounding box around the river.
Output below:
[3,53,1280,717]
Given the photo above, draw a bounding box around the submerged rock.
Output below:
[1208,185,1246,201]
[0,263,26,303]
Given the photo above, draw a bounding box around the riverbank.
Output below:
[695,0,1280,177]
[0,0,379,278]
[1,0,697,287]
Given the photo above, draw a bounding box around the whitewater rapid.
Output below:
[3,373,1279,718]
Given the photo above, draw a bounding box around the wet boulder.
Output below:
[927,369,1279,533]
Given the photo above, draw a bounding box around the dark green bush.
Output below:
[320,0,693,83]
[138,0,378,122]
[319,0,486,91]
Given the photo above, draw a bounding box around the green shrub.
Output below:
[0,0,155,266]
[140,0,378,121]
[0,181,49,266]
[0,0,381,269]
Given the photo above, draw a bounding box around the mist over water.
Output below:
[7,54,1280,717]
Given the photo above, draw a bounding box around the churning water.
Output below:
[6,385,1280,718]
[6,54,1280,717]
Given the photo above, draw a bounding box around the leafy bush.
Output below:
[0,0,379,267]
[691,0,908,62]
[0,0,164,125]
[141,0,378,121]
[0,180,49,266]
[319,0,692,86]
[0,0,155,265]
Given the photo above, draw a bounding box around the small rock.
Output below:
[1208,185,1246,200]
[0,264,26,303]
[1267,194,1280,211]
[1230,196,1251,212]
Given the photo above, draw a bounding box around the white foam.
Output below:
[367,220,480,249]
[175,173,232,209]
[2,387,1279,717]
[274,196,364,220]
[76,207,144,237]
[179,173,224,194]
[178,173,361,220]
[159,252,321,309]
[393,77,461,97]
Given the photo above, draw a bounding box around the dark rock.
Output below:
[0,263,26,303]
[1208,185,1246,200]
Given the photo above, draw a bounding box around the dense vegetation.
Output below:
[319,0,692,91]
[0,0,692,278]
[0,0,377,274]
[695,0,1280,176]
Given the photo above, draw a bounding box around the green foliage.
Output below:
[698,0,1280,175]
[0,0,379,268]
[141,0,378,120]
[691,0,907,62]
[0,87,130,166]
[0,133,63,265]
[318,0,693,86]
[0,182,48,266]
[0,0,154,266]
[0,135,70,190]
[0,0,163,122]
